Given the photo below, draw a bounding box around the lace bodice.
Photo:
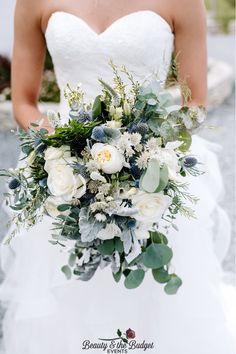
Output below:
[45,10,174,117]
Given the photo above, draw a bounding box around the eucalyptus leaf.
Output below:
[61,265,72,280]
[140,159,160,193]
[124,269,145,289]
[178,130,192,152]
[113,269,122,283]
[97,239,115,255]
[68,253,77,267]
[155,164,169,192]
[152,268,171,283]
[164,275,182,294]
[150,231,168,244]
[143,244,173,269]
[115,238,124,253]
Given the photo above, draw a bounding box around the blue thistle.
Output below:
[127,219,136,230]
[78,165,90,179]
[136,122,148,136]
[131,164,142,179]
[37,143,47,154]
[78,109,93,123]
[9,178,21,190]
[128,123,138,133]
[184,157,198,168]
[91,126,105,141]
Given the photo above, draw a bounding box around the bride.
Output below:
[0,0,235,353]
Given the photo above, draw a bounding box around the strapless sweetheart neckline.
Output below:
[45,10,173,37]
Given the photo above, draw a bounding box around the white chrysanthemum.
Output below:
[130,132,142,145]
[134,143,143,152]
[136,151,151,169]
[146,137,160,151]
[90,201,108,213]
[125,146,135,157]
[98,183,111,195]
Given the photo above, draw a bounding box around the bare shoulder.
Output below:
[168,0,206,31]
[15,0,47,27]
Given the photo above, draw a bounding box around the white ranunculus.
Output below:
[132,191,172,223]
[135,222,153,240]
[44,196,70,218]
[91,143,125,174]
[97,223,121,240]
[47,164,86,201]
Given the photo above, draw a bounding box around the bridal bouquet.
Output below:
[0,62,205,293]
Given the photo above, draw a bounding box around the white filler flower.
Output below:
[132,191,171,223]
[91,143,124,174]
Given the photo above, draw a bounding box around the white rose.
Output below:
[45,196,70,218]
[135,222,153,240]
[91,143,125,174]
[44,145,72,173]
[44,145,71,161]
[132,191,171,223]
[47,164,86,201]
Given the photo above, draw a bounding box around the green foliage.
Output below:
[42,119,101,150]
[164,275,183,294]
[143,244,173,269]
[124,269,145,289]
[140,159,160,193]
[97,239,115,255]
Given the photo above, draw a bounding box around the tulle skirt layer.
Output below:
[0,135,235,354]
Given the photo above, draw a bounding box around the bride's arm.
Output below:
[11,0,51,130]
[172,0,208,108]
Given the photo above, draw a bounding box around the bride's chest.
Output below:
[45,11,174,66]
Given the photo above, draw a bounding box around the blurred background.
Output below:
[0,0,235,338]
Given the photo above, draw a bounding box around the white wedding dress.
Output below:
[0,11,235,354]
